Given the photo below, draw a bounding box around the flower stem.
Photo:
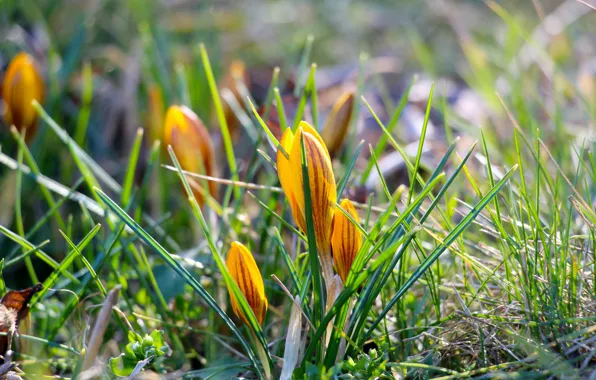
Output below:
[252,330,272,380]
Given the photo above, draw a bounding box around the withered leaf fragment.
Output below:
[0,283,43,358]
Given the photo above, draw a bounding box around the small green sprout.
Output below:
[109,330,170,377]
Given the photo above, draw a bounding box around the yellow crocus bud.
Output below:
[226,242,268,326]
[2,52,45,140]
[147,84,164,144]
[321,92,355,157]
[331,199,362,283]
[277,121,337,281]
[164,105,216,206]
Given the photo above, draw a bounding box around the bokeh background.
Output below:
[3,1,593,265]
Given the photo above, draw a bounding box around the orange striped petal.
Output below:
[277,128,307,232]
[331,198,362,283]
[298,120,330,157]
[3,53,44,140]
[225,242,268,326]
[164,105,217,206]
[321,92,355,157]
[288,122,337,257]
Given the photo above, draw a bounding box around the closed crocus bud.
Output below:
[321,92,355,157]
[226,242,268,326]
[164,105,216,206]
[147,84,164,143]
[332,198,362,283]
[2,52,45,140]
[277,121,337,281]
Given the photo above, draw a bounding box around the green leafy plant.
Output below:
[340,349,395,379]
[109,330,170,377]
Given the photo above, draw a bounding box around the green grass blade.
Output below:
[0,260,4,296]
[294,34,314,97]
[274,88,288,130]
[362,164,518,341]
[248,192,305,241]
[30,224,102,306]
[166,147,273,376]
[292,64,316,131]
[273,228,303,294]
[337,140,364,199]
[302,228,418,366]
[5,241,50,268]
[121,128,144,205]
[46,221,126,340]
[5,178,83,261]
[199,44,239,195]
[94,187,266,378]
[33,101,121,192]
[299,133,326,335]
[14,138,38,283]
[74,61,93,147]
[408,82,434,204]
[248,97,283,154]
[262,67,280,120]
[0,224,78,282]
[10,127,67,230]
[360,77,415,184]
[58,228,107,296]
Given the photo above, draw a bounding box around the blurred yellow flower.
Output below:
[164,105,216,206]
[2,52,45,140]
[321,91,355,157]
[147,84,164,143]
[226,242,268,326]
[331,198,362,283]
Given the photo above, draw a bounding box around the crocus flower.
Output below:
[321,92,355,158]
[226,242,268,326]
[277,121,337,281]
[2,52,44,140]
[331,199,362,283]
[147,84,164,143]
[164,105,216,206]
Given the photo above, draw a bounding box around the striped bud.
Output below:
[2,53,45,140]
[331,199,362,283]
[277,121,337,259]
[164,105,216,206]
[226,242,268,326]
[321,92,355,157]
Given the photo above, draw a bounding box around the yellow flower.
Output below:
[164,105,216,206]
[147,84,164,143]
[2,52,45,140]
[226,242,268,326]
[331,199,362,283]
[276,121,337,259]
[321,92,355,157]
